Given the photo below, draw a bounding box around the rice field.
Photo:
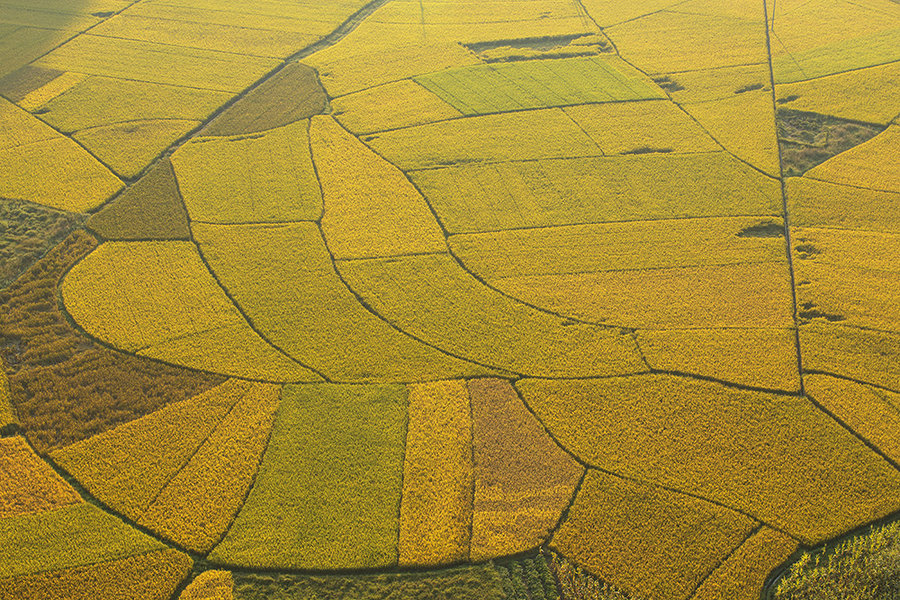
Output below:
[0,0,898,599]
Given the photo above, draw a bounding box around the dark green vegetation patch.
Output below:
[776,110,885,176]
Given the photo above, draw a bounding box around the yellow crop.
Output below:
[799,323,900,391]
[311,116,446,259]
[38,75,231,134]
[75,119,199,179]
[786,176,900,233]
[363,108,602,170]
[561,0,680,27]
[606,10,767,74]
[17,72,84,112]
[805,125,899,192]
[192,221,493,381]
[773,27,900,84]
[0,436,82,518]
[0,548,192,600]
[551,469,757,600]
[518,374,900,544]
[51,380,250,518]
[0,503,165,579]
[805,374,900,465]
[637,327,801,392]
[178,570,234,600]
[415,56,664,116]
[680,90,781,176]
[139,382,281,553]
[0,97,58,148]
[0,29,75,81]
[60,240,316,381]
[666,64,771,104]
[450,217,787,280]
[36,34,279,93]
[332,80,461,135]
[692,527,799,600]
[564,100,720,155]
[209,384,407,570]
[173,120,322,224]
[489,262,794,329]
[399,380,473,566]
[468,378,583,561]
[775,62,900,125]
[337,253,645,377]
[410,152,782,234]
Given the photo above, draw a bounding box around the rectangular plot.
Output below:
[800,323,900,391]
[209,384,407,570]
[786,177,900,233]
[35,34,279,92]
[773,27,900,84]
[415,56,663,115]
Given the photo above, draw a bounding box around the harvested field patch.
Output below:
[86,159,190,240]
[0,547,192,600]
[193,222,492,381]
[52,379,250,519]
[210,384,407,570]
[399,380,473,566]
[332,79,462,135]
[37,76,230,134]
[786,176,900,233]
[692,527,799,600]
[777,110,885,176]
[337,253,645,377]
[0,231,224,453]
[204,63,327,137]
[411,153,782,234]
[311,116,446,259]
[0,436,81,518]
[804,125,900,191]
[466,33,611,63]
[74,119,199,179]
[519,374,900,544]
[363,108,601,170]
[138,382,281,553]
[551,469,757,600]
[414,56,663,116]
[173,120,322,224]
[469,378,583,561]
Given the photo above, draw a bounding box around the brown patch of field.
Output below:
[777,110,884,176]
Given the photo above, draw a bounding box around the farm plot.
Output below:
[804,125,900,192]
[786,176,900,233]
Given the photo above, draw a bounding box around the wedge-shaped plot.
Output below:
[519,374,900,544]
[178,571,233,600]
[800,323,900,391]
[805,125,900,192]
[450,217,788,279]
[173,120,322,223]
[563,100,720,155]
[805,375,900,466]
[37,76,231,133]
[36,34,279,92]
[680,90,781,176]
[0,547,191,600]
[311,116,446,259]
[399,380,473,566]
[61,241,317,381]
[786,176,900,233]
[52,380,249,519]
[414,56,663,116]
[0,96,64,148]
[793,228,900,332]
[606,10,767,73]
[411,153,782,234]
[337,253,645,377]
[692,527,799,600]
[489,262,794,329]
[204,63,327,136]
[776,62,900,125]
[0,503,165,579]
[332,80,462,135]
[552,470,757,600]
[193,222,493,381]
[0,436,82,519]
[87,159,191,240]
[363,108,602,170]
[0,65,64,104]
[637,328,800,392]
[469,378,583,561]
[210,384,407,570]
[74,119,199,179]
[139,382,281,553]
